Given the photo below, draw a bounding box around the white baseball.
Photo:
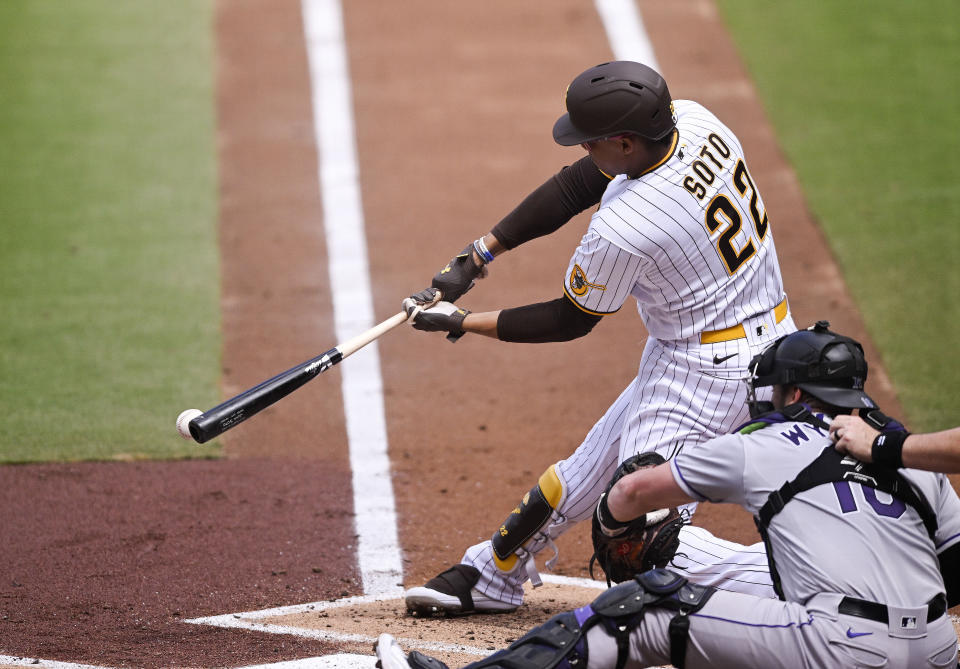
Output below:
[176,409,203,441]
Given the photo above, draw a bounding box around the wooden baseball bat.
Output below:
[186,310,408,443]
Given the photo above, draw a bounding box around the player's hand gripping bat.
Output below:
[178,293,439,443]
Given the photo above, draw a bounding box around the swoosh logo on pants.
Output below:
[846,628,873,638]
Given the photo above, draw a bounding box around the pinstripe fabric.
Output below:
[668,525,772,594]
[457,100,796,609]
[564,101,785,339]
[464,317,793,606]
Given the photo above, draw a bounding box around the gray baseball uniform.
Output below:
[581,415,960,668]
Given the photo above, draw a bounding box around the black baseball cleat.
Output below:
[375,634,450,669]
[405,564,517,616]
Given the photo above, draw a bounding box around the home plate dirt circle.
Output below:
[185,577,960,669]
[188,576,608,668]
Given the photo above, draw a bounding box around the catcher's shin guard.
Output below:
[462,569,713,669]
[490,465,564,576]
[463,610,589,669]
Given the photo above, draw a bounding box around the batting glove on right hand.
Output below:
[401,297,471,343]
[407,287,441,306]
[429,244,487,303]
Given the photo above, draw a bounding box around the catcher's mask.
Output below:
[552,60,676,145]
[745,320,877,418]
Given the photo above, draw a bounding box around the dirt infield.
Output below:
[1,0,947,667]
[0,460,351,666]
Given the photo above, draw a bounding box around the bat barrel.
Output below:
[188,347,342,443]
[183,310,406,443]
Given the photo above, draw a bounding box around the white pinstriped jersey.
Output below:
[563,100,786,341]
[451,102,799,613]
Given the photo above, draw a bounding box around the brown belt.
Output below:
[700,298,789,345]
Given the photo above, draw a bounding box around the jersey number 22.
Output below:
[683,133,769,275]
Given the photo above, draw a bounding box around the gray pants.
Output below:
[584,589,958,669]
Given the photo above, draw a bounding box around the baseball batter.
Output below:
[378,326,960,669]
[403,61,795,613]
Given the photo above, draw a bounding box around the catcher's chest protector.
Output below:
[751,411,936,601]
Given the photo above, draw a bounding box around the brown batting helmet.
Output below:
[552,61,676,146]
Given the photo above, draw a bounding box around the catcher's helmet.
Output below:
[746,321,877,417]
[553,61,676,146]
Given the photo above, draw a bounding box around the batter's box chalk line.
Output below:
[0,658,112,669]
[179,574,676,669]
[0,655,370,669]
[185,575,597,654]
[183,579,960,669]
[5,594,956,668]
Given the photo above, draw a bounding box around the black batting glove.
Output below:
[408,287,440,305]
[430,244,484,303]
[401,297,471,342]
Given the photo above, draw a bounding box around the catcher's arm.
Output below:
[832,415,960,473]
[604,463,694,525]
[590,459,690,584]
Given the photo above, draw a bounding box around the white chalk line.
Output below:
[240,656,376,669]
[300,0,403,598]
[0,657,112,669]
[594,0,660,70]
[0,655,375,669]
[183,574,605,660]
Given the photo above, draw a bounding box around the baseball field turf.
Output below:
[0,1,956,463]
[717,0,960,431]
[0,1,219,461]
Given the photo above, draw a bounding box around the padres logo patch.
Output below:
[569,264,606,297]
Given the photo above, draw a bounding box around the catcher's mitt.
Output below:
[590,453,686,585]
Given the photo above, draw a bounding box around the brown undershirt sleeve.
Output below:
[496,296,602,343]
[490,156,609,250]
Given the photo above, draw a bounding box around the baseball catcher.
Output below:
[379,323,960,669]
[590,453,686,585]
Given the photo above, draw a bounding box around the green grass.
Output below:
[0,1,220,461]
[716,1,960,431]
[2,2,955,460]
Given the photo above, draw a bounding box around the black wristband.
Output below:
[597,493,632,532]
[871,431,908,468]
